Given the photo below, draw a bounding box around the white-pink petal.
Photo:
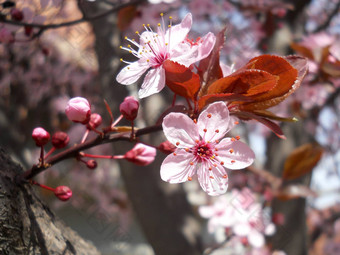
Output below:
[197,163,228,196]
[116,60,150,85]
[167,13,192,50]
[195,32,216,62]
[162,113,199,148]
[216,139,255,170]
[198,102,231,141]
[160,149,196,183]
[138,67,165,98]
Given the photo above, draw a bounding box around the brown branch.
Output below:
[0,0,146,30]
[17,123,162,182]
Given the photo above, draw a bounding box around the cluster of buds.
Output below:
[28,96,156,202]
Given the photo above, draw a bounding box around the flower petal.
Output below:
[166,13,192,50]
[162,112,199,148]
[197,163,228,196]
[198,101,231,141]
[195,32,216,62]
[160,149,196,183]
[215,138,255,170]
[138,67,165,98]
[116,60,150,85]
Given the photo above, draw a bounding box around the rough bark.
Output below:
[0,147,101,255]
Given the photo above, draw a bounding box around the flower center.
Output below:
[119,13,172,68]
[193,141,214,161]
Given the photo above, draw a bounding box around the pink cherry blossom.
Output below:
[116,13,216,98]
[160,102,255,196]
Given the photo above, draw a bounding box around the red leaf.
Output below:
[197,28,226,95]
[207,69,278,97]
[163,60,201,100]
[239,55,300,110]
[282,143,324,180]
[198,93,252,111]
[235,111,286,139]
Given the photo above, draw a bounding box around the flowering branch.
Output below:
[17,123,162,183]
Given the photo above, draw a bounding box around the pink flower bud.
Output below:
[157,140,176,154]
[124,143,156,166]
[272,213,285,226]
[65,97,91,124]
[10,8,24,21]
[32,127,50,146]
[120,96,139,121]
[54,186,72,201]
[51,132,69,149]
[86,160,97,170]
[87,113,102,129]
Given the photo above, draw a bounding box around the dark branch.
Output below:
[17,123,162,182]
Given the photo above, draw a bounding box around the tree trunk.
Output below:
[0,147,101,255]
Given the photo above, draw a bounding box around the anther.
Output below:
[236,136,241,140]
[203,128,207,132]
[207,113,212,118]
[188,177,192,181]
[231,160,235,163]
[213,163,217,167]
[176,142,180,146]
[185,148,189,152]
[223,175,227,179]
[229,149,234,153]
[173,152,177,156]
[193,119,197,124]
[190,162,194,166]
[210,176,214,179]
[220,161,224,165]
[215,129,219,133]
[231,137,236,142]
[209,167,212,170]
[234,121,239,125]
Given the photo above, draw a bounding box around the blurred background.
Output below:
[0,0,340,254]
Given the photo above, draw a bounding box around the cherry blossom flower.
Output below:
[199,188,276,247]
[160,102,255,196]
[117,13,216,98]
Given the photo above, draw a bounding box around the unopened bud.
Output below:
[65,97,91,124]
[124,143,156,166]
[52,131,69,149]
[157,140,176,154]
[86,159,97,170]
[87,113,102,129]
[10,8,24,21]
[54,186,72,201]
[32,127,50,146]
[120,96,139,121]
